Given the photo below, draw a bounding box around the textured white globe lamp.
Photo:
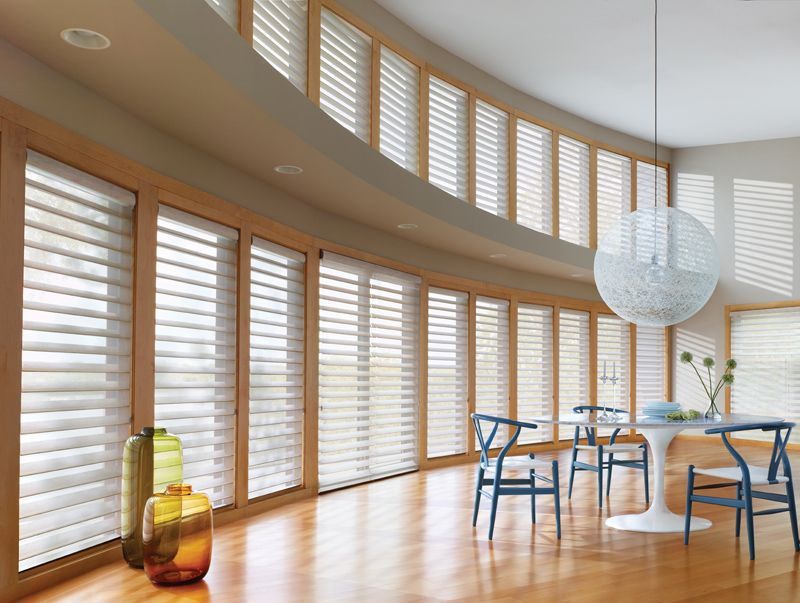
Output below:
[594,206,719,327]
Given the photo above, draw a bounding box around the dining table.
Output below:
[530,411,784,533]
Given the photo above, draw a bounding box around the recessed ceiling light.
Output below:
[60,28,111,50]
[489,253,507,259]
[397,223,418,230]
[274,165,303,175]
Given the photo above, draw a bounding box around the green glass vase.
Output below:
[121,427,183,567]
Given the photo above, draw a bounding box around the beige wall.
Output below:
[671,137,800,410]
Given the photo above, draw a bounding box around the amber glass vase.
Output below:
[142,484,213,585]
[121,427,183,567]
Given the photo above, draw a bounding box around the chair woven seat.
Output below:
[693,464,789,486]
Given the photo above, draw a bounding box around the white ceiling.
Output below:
[375,0,800,148]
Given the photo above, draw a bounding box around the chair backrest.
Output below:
[471,414,538,468]
[571,405,627,446]
[706,422,796,483]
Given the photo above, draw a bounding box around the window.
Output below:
[636,161,668,209]
[248,237,305,499]
[596,149,631,243]
[253,0,308,93]
[204,0,238,29]
[427,288,469,458]
[558,309,589,438]
[474,100,509,218]
[379,45,419,173]
[475,296,510,449]
[558,136,590,246]
[516,119,553,234]
[19,152,135,571]
[428,75,469,201]
[636,326,666,406]
[517,304,553,443]
[320,8,371,142]
[154,206,238,508]
[597,315,630,412]
[318,253,420,490]
[731,307,800,439]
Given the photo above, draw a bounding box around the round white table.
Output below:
[530,412,784,533]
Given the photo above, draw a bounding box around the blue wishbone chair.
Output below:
[684,422,799,560]
[567,405,649,508]
[471,414,561,540]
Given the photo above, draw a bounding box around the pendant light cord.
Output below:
[651,0,659,266]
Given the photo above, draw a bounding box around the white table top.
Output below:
[529,412,784,430]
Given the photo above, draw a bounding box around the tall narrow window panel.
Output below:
[558,309,589,439]
[516,119,553,234]
[558,136,590,246]
[474,100,509,218]
[475,297,510,449]
[597,315,631,412]
[248,238,306,500]
[253,0,308,93]
[596,150,631,242]
[517,304,553,443]
[204,0,238,29]
[636,326,666,406]
[320,8,371,142]
[427,288,469,458]
[154,206,238,508]
[318,253,420,491]
[636,162,668,209]
[379,45,419,173]
[19,152,135,572]
[731,307,800,440]
[428,75,469,201]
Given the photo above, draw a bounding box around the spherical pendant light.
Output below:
[594,206,719,327]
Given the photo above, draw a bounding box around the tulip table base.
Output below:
[605,426,712,533]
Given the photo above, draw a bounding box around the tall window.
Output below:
[731,307,800,439]
[154,206,238,508]
[517,303,553,443]
[428,75,469,201]
[636,326,666,406]
[558,309,589,438]
[248,238,305,499]
[253,0,308,93]
[318,253,420,490]
[516,118,553,234]
[474,100,509,218]
[558,136,590,246]
[597,315,630,412]
[379,45,419,173]
[596,149,631,243]
[636,161,668,209]
[320,8,371,142]
[475,296,510,449]
[427,288,469,458]
[19,152,135,571]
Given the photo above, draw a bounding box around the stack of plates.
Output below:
[641,402,680,417]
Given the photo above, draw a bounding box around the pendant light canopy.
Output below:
[593,0,719,326]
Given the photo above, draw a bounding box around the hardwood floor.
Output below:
[22,440,800,602]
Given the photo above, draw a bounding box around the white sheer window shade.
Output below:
[428,75,469,201]
[318,252,420,491]
[516,119,553,234]
[637,162,668,209]
[558,308,590,439]
[19,151,135,572]
[253,0,308,93]
[379,45,419,173]
[154,205,238,509]
[517,304,554,443]
[427,288,469,458]
[249,237,306,499]
[596,149,631,243]
[558,136,591,246]
[474,100,509,218]
[475,296,510,449]
[636,326,666,406]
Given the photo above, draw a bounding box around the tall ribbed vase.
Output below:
[121,427,183,567]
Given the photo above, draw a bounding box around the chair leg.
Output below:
[597,446,604,509]
[744,486,756,560]
[568,445,578,499]
[552,460,562,540]
[684,465,695,545]
[606,453,614,498]
[530,469,537,524]
[488,472,501,541]
[472,467,485,527]
[786,478,799,552]
[643,447,650,506]
[735,482,742,538]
